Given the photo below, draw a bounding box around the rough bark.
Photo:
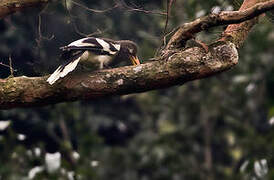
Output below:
[0,0,49,19]
[0,41,238,109]
[0,0,274,109]
[166,0,274,50]
[221,0,272,48]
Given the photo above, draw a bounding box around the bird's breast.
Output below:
[79,51,114,69]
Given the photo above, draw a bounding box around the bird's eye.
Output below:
[128,48,133,54]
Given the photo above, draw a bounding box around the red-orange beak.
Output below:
[130,55,141,65]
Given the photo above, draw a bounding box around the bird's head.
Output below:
[118,40,140,65]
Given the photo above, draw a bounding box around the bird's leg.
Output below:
[99,61,104,69]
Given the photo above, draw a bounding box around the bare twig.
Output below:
[71,20,107,37]
[163,0,175,35]
[35,3,54,57]
[154,26,179,57]
[64,0,107,37]
[71,0,119,13]
[9,55,14,77]
[37,12,54,41]
[156,0,176,57]
[0,56,17,75]
[0,62,12,69]
[68,0,167,16]
[64,0,167,37]
[117,0,167,16]
[34,5,54,67]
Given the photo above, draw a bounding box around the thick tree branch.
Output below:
[0,41,238,109]
[0,0,49,19]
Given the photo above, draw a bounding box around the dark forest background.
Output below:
[0,0,274,179]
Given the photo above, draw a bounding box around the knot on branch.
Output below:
[211,41,238,65]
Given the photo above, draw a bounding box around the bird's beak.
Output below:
[130,55,141,65]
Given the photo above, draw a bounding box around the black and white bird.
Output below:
[47,37,140,85]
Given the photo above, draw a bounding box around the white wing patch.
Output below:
[47,57,81,85]
[59,57,80,78]
[69,38,96,47]
[112,43,121,51]
[47,66,62,85]
[96,38,117,55]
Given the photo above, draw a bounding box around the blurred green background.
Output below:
[0,0,274,179]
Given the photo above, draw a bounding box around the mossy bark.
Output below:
[0,41,238,109]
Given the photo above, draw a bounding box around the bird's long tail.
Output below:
[47,57,81,85]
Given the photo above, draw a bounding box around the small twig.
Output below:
[69,0,168,16]
[0,56,17,75]
[0,62,11,69]
[71,20,107,37]
[36,3,54,47]
[71,20,89,37]
[118,0,167,16]
[154,26,179,57]
[86,28,108,37]
[163,23,179,46]
[69,0,167,16]
[163,0,175,35]
[71,0,119,13]
[64,0,167,37]
[35,4,54,60]
[155,0,176,57]
[64,0,106,37]
[37,13,55,41]
[9,55,14,77]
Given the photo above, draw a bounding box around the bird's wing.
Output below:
[61,37,121,56]
[47,37,121,85]
[47,56,81,85]
[47,51,83,85]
